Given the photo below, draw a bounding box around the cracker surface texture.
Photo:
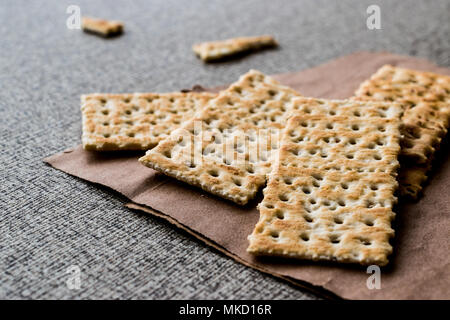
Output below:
[81,92,215,151]
[247,98,402,266]
[139,70,302,205]
[193,36,277,62]
[355,65,450,198]
[81,17,124,37]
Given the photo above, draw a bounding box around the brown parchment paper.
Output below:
[44,52,450,300]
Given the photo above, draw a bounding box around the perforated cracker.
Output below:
[81,17,123,37]
[355,65,450,164]
[355,65,450,199]
[139,70,302,205]
[81,92,216,151]
[192,36,277,62]
[247,98,402,266]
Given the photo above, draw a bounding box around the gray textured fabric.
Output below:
[0,0,449,299]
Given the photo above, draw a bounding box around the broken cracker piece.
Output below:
[139,70,302,205]
[247,97,403,266]
[81,92,216,151]
[81,17,123,37]
[193,35,277,62]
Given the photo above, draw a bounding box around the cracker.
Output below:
[139,70,302,205]
[81,92,216,151]
[355,65,450,199]
[81,17,124,37]
[247,98,402,266]
[193,36,277,62]
[355,65,450,164]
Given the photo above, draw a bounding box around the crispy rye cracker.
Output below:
[355,65,450,199]
[355,65,450,163]
[81,92,215,151]
[139,70,302,205]
[248,98,402,266]
[81,17,124,37]
[193,36,277,62]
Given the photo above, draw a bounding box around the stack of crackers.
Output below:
[81,66,450,266]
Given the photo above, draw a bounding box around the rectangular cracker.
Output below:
[81,17,124,37]
[139,70,302,205]
[193,36,277,62]
[354,65,450,199]
[355,65,450,163]
[247,98,403,266]
[81,92,216,151]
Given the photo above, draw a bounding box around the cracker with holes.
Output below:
[81,17,124,37]
[81,92,216,151]
[192,36,277,62]
[354,65,450,198]
[139,70,302,205]
[247,98,403,266]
